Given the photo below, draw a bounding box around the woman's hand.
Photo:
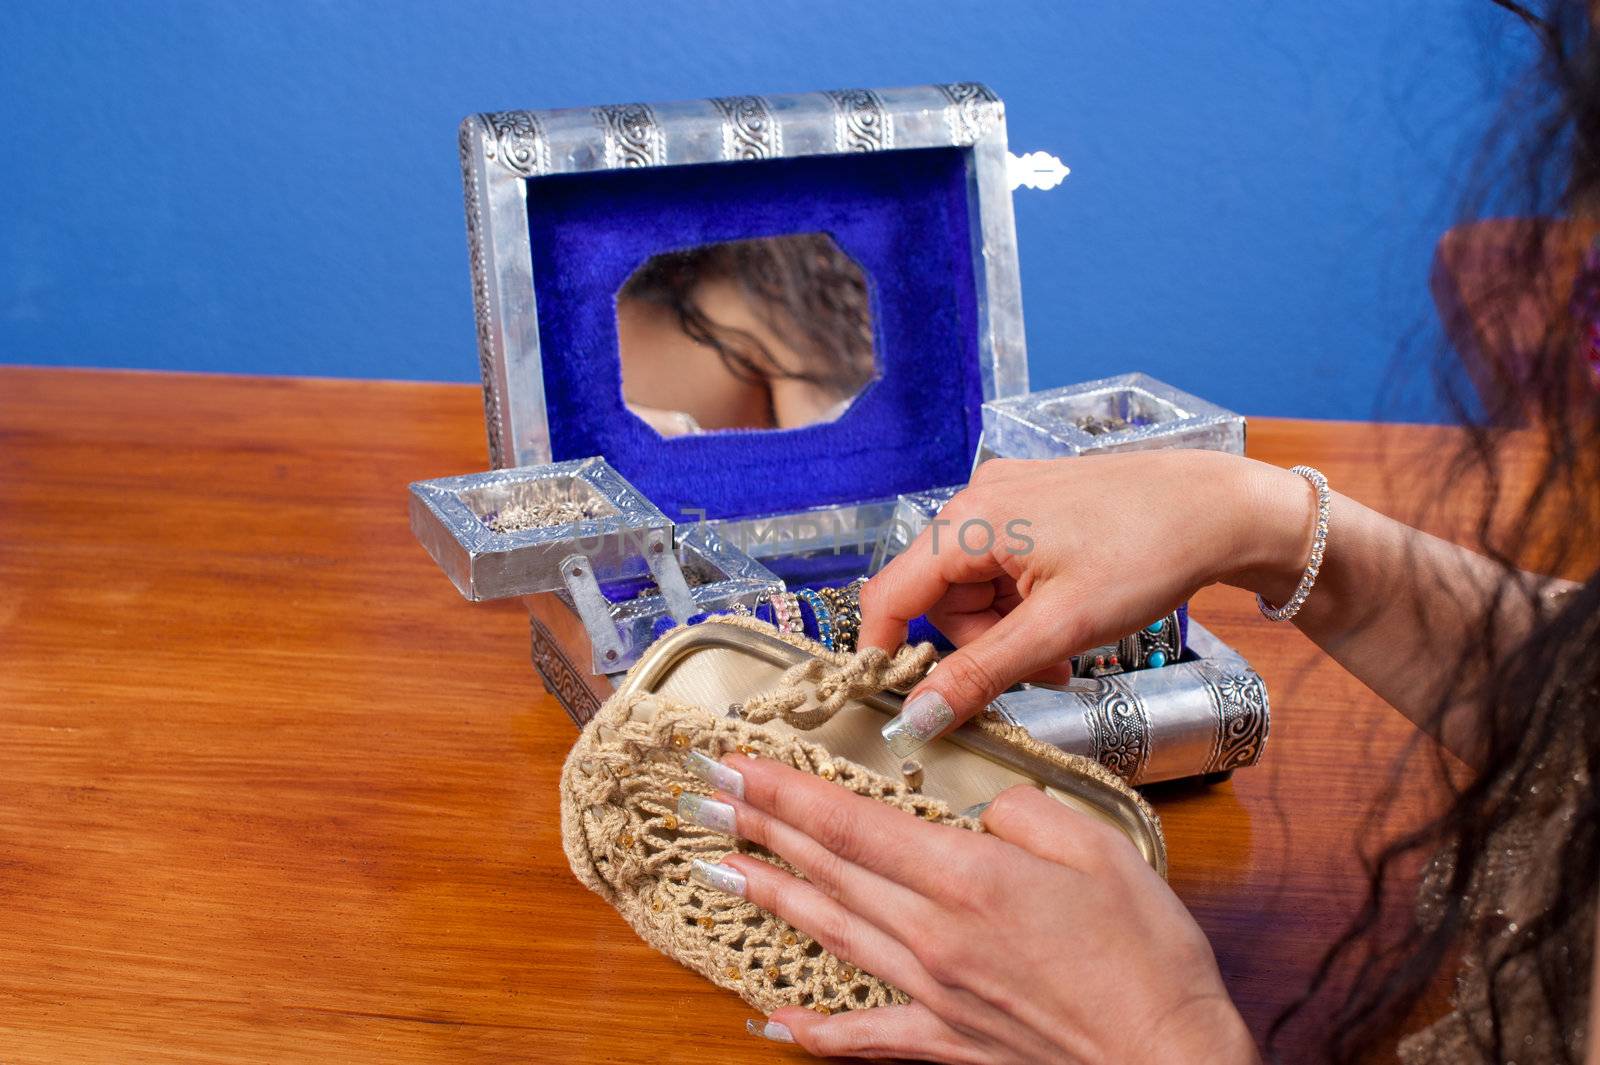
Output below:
[689,755,1258,1063]
[861,452,1315,755]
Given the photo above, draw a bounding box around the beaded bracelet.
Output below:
[1071,608,1184,678]
[794,588,835,651]
[1133,612,1181,669]
[819,583,863,653]
[766,590,801,635]
[1257,465,1330,623]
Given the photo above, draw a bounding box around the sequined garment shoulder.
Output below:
[1398,743,1592,1064]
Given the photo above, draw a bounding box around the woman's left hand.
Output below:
[694,755,1258,1064]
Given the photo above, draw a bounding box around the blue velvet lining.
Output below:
[651,607,955,654]
[526,147,984,521]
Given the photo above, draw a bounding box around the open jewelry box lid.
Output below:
[459,84,1029,523]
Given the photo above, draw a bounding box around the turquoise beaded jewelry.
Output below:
[1137,614,1181,669]
[1072,609,1181,677]
[795,588,835,651]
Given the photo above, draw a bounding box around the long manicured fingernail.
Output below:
[690,858,747,897]
[678,793,738,834]
[683,750,745,799]
[881,689,955,757]
[745,1018,794,1043]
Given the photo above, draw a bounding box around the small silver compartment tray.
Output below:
[409,456,673,601]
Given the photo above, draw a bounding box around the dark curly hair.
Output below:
[1270,2,1600,1061]
[618,232,877,406]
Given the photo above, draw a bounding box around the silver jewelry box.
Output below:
[411,83,1270,786]
[458,84,1028,471]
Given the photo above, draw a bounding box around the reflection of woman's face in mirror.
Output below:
[616,233,878,435]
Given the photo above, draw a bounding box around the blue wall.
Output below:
[0,2,1527,421]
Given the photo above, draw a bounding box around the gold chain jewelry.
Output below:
[817,579,866,653]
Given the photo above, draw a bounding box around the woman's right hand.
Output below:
[712,757,1258,1063]
[861,451,1315,754]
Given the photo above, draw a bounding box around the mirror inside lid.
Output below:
[460,84,1028,523]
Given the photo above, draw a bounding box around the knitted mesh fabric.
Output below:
[558,615,1163,1015]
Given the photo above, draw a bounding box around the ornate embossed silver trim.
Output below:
[1083,681,1151,784]
[594,103,664,168]
[824,88,892,152]
[984,620,1269,785]
[1198,660,1271,774]
[459,120,504,466]
[480,110,550,177]
[530,614,602,725]
[711,95,782,160]
[936,82,1000,145]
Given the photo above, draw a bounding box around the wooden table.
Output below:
[0,368,1478,1063]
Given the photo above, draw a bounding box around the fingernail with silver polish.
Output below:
[690,858,747,897]
[678,793,738,834]
[881,689,955,758]
[745,1018,795,1043]
[683,750,745,799]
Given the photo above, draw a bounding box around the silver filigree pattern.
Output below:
[711,95,781,160]
[1198,660,1270,773]
[480,110,550,177]
[531,615,601,725]
[936,82,999,145]
[1084,682,1151,783]
[458,119,504,467]
[595,103,664,168]
[824,88,892,153]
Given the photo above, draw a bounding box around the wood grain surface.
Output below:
[0,368,1505,1063]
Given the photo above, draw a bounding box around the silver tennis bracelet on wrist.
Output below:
[1257,464,1330,622]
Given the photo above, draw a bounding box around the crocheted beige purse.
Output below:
[559,616,1165,1016]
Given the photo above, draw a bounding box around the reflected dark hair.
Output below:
[1270,2,1600,1061]
[618,232,877,400]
